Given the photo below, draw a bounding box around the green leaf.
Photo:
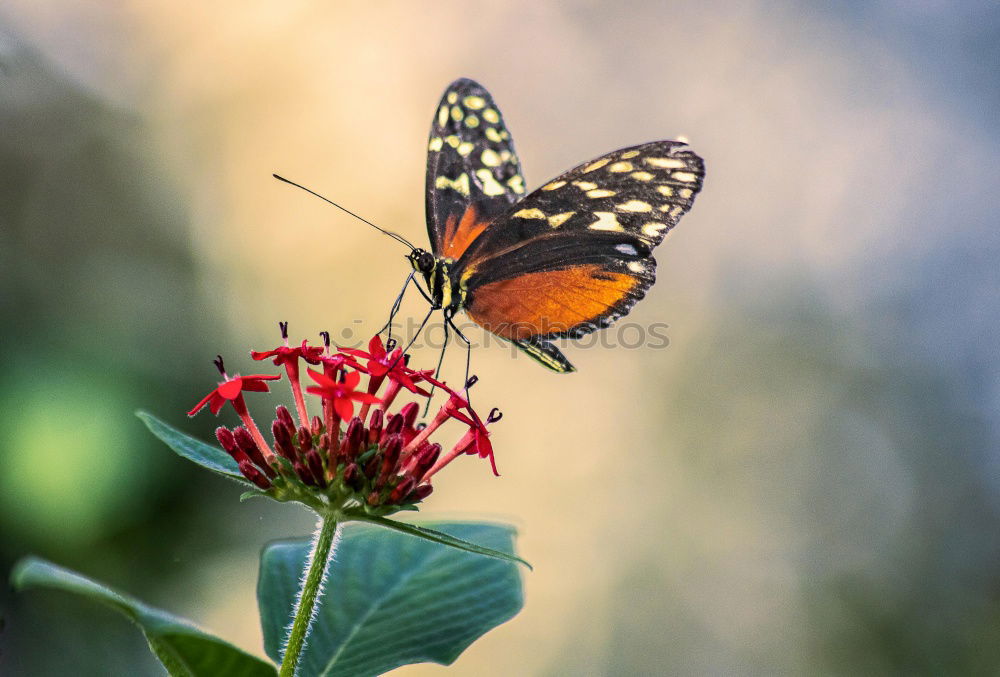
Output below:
[12,557,276,677]
[352,514,532,569]
[258,521,524,677]
[137,410,248,484]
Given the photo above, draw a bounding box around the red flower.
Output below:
[340,335,428,395]
[188,373,281,416]
[251,340,323,367]
[306,368,381,421]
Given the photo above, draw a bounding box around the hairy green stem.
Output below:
[280,514,338,677]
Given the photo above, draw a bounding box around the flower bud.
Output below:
[272,420,297,461]
[306,448,326,488]
[400,402,420,430]
[410,443,441,483]
[275,405,295,433]
[339,417,365,460]
[234,426,274,476]
[382,413,403,442]
[297,426,313,453]
[367,408,383,446]
[389,477,415,504]
[294,460,317,486]
[238,460,272,490]
[343,462,363,490]
[311,415,323,437]
[215,427,238,453]
[409,483,434,502]
[376,434,403,489]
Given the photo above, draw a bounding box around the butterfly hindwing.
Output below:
[456,140,703,352]
[462,228,656,342]
[425,78,526,260]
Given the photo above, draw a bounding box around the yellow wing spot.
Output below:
[672,171,698,183]
[507,175,525,194]
[630,171,655,181]
[435,173,470,196]
[542,180,567,191]
[627,261,645,273]
[659,204,672,212]
[451,106,464,122]
[463,95,485,110]
[500,150,512,162]
[572,180,598,191]
[656,185,674,197]
[589,212,624,231]
[645,157,686,169]
[485,127,502,142]
[587,189,616,198]
[618,200,653,212]
[621,150,641,159]
[438,106,449,127]
[465,114,479,128]
[457,141,474,156]
[483,108,500,124]
[447,92,458,104]
[445,135,460,148]
[475,169,507,196]
[679,188,693,198]
[548,212,575,228]
[428,137,444,152]
[513,207,546,219]
[500,130,510,140]
[583,158,611,173]
[609,161,634,173]
[481,149,502,167]
[641,221,668,238]
[669,205,684,218]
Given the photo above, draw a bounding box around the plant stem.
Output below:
[280,514,339,677]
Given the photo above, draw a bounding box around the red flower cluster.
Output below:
[188,325,500,513]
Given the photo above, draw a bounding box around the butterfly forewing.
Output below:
[425,78,526,260]
[458,140,703,264]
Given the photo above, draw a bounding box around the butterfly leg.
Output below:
[387,304,436,375]
[422,312,452,416]
[446,313,475,408]
[380,272,416,346]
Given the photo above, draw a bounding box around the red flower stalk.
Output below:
[189,331,502,514]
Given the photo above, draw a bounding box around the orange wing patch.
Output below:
[441,205,489,259]
[466,264,639,339]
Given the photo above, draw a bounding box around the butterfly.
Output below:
[404,78,705,373]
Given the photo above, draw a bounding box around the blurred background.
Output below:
[2,1,999,674]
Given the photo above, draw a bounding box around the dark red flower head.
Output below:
[189,333,502,514]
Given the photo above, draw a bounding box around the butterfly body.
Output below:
[415,78,705,372]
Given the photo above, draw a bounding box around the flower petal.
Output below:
[333,397,354,421]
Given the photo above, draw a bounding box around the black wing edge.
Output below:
[511,336,576,373]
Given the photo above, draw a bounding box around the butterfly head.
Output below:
[408,248,436,274]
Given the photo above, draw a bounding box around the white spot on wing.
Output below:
[617,200,653,212]
[589,212,623,231]
[645,157,686,169]
[476,169,507,196]
[513,207,546,219]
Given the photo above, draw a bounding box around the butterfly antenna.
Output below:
[272,174,416,250]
